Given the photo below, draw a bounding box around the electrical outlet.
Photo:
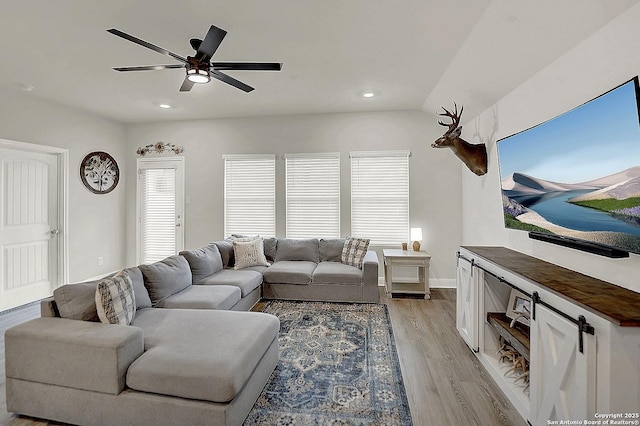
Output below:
[97,256,104,266]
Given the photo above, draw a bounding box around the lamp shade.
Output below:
[410,227,423,241]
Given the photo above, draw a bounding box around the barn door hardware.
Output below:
[531,291,595,353]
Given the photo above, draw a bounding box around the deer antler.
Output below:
[437,103,463,133]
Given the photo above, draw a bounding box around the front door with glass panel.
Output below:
[137,158,185,264]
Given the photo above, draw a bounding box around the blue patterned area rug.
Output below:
[244,301,413,425]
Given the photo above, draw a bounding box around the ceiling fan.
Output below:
[107,25,282,92]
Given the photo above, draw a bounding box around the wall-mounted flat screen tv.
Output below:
[497,77,640,255]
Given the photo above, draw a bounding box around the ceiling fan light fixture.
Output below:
[108,26,280,92]
[187,67,210,83]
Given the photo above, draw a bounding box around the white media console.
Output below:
[456,246,640,426]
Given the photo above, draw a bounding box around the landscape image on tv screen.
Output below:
[497,77,640,254]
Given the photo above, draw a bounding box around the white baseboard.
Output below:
[378,277,456,288]
[429,278,456,289]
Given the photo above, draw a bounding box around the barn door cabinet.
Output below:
[457,246,640,426]
[456,253,478,351]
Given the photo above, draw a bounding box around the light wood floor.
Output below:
[0,289,526,426]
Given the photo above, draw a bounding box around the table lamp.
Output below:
[411,228,423,251]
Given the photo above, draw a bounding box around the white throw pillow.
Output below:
[233,237,271,269]
[341,237,370,269]
[95,272,136,326]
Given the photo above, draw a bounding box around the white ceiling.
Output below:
[0,0,636,124]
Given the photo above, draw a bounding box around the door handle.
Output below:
[50,229,60,239]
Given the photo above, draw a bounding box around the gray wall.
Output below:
[125,110,463,286]
[0,88,127,282]
[461,3,640,293]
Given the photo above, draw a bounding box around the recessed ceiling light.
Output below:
[363,92,375,98]
[159,104,172,109]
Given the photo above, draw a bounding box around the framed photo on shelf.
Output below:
[506,289,531,326]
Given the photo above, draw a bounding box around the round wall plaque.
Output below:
[80,151,120,194]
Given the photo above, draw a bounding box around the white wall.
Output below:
[461,3,640,293]
[0,88,127,282]
[125,110,463,286]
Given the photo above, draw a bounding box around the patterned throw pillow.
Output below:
[95,272,136,326]
[233,237,271,269]
[341,237,370,269]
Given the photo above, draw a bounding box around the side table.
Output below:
[383,249,431,299]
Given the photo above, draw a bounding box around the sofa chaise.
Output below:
[5,255,279,426]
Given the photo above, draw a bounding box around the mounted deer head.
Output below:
[432,104,488,176]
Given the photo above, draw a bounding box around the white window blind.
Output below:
[224,155,276,237]
[285,153,340,238]
[137,158,184,265]
[350,151,410,245]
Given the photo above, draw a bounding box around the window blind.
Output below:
[285,153,340,238]
[139,167,177,264]
[224,155,276,237]
[350,151,410,245]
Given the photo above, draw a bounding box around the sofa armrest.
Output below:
[5,317,144,395]
[40,296,59,317]
[362,250,380,302]
[363,249,378,264]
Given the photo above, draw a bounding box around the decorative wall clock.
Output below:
[80,151,120,194]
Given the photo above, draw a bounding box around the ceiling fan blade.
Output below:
[113,65,185,72]
[196,25,227,62]
[211,70,254,92]
[107,28,188,64]
[179,77,195,92]
[211,62,282,71]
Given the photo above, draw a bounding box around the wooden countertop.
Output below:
[462,246,640,327]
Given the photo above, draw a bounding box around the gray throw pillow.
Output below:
[53,280,103,322]
[212,239,235,267]
[180,245,224,283]
[139,255,192,305]
[275,238,319,262]
[263,237,278,262]
[122,267,152,309]
[319,238,346,262]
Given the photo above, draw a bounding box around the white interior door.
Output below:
[0,147,60,311]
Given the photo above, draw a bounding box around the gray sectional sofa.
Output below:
[5,254,279,426]
[4,236,378,426]
[201,237,379,303]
